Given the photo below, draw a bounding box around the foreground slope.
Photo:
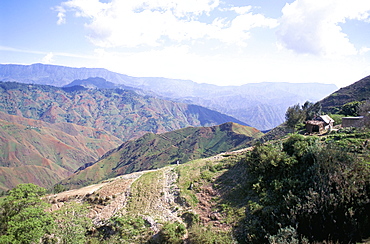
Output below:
[61,122,263,189]
[40,129,370,243]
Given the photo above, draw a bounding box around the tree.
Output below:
[341,101,362,116]
[302,101,321,120]
[285,104,305,132]
[0,183,54,243]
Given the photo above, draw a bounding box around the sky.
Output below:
[1,0,370,88]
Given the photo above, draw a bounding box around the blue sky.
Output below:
[1,0,370,88]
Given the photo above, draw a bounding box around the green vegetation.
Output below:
[242,133,370,243]
[188,224,236,244]
[94,215,153,243]
[157,222,186,244]
[0,184,54,243]
[340,101,363,116]
[320,75,370,113]
[1,128,369,243]
[51,202,92,244]
[126,170,163,215]
[62,122,262,189]
[285,101,322,132]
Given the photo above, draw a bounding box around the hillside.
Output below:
[2,128,368,243]
[0,81,247,140]
[61,122,263,189]
[0,81,249,190]
[321,75,370,113]
[0,111,122,191]
[0,63,337,130]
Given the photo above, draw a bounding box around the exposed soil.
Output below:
[47,170,155,223]
[46,147,250,236]
[194,182,230,231]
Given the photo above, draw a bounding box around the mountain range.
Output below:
[0,81,251,190]
[0,62,369,243]
[0,63,337,130]
[0,64,366,191]
[0,81,245,140]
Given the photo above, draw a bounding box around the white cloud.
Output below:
[276,0,370,57]
[54,6,66,25]
[360,47,370,55]
[42,52,55,64]
[229,6,252,15]
[87,44,370,88]
[56,0,277,48]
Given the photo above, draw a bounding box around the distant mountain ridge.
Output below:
[61,122,263,189]
[0,63,337,130]
[0,81,246,140]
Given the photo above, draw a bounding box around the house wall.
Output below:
[342,117,364,128]
[306,123,324,133]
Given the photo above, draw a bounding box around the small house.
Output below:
[305,120,325,133]
[342,116,364,128]
[305,115,334,133]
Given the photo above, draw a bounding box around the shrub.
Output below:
[243,135,370,243]
[158,222,186,244]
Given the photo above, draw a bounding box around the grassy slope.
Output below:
[46,128,370,243]
[320,75,370,113]
[48,149,248,243]
[61,122,263,189]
